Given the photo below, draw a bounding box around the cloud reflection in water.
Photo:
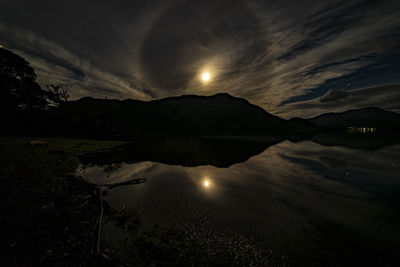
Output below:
[77,139,400,263]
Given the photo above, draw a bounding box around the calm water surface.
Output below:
[77,139,400,265]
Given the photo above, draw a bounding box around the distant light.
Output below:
[202,72,211,82]
[204,180,210,187]
[0,45,3,48]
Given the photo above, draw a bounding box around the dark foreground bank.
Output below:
[1,138,125,265]
[0,137,276,266]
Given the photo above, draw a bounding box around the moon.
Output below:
[201,72,211,82]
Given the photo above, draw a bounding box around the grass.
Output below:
[0,137,126,266]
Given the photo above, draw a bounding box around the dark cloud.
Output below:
[0,0,399,117]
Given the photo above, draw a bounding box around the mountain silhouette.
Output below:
[310,107,400,130]
[49,94,316,139]
[2,47,399,142]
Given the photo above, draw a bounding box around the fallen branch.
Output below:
[92,178,147,254]
[96,187,104,254]
[100,178,147,192]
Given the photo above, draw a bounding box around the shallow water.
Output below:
[77,138,400,265]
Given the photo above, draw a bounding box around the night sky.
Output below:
[1,0,400,118]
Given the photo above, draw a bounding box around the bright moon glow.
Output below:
[204,180,210,187]
[202,72,211,82]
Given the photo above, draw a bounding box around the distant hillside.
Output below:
[310,107,400,130]
[48,93,315,138]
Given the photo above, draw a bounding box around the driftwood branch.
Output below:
[100,178,147,192]
[92,178,147,254]
[96,187,104,254]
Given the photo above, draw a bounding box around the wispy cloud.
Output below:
[0,0,399,117]
[0,24,152,100]
[283,84,400,118]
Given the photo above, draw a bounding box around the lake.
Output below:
[77,137,400,265]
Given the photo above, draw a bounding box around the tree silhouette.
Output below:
[0,47,48,111]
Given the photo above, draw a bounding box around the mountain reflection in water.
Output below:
[77,137,400,265]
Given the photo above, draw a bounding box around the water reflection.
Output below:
[79,136,284,168]
[77,138,400,265]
